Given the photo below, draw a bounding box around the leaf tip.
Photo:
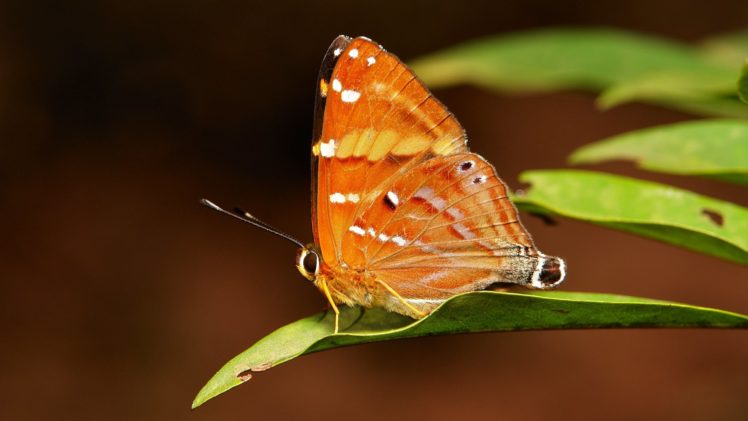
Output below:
[595,91,625,110]
[566,149,587,165]
[191,396,204,410]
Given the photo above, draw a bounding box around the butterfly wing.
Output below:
[311,36,564,317]
[310,35,351,250]
[312,36,468,267]
[365,153,567,315]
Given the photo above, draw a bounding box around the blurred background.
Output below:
[2,0,748,420]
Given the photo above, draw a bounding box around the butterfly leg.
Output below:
[319,279,340,334]
[375,279,427,318]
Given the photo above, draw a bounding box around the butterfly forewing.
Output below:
[310,35,352,253]
[312,37,467,267]
[310,36,565,318]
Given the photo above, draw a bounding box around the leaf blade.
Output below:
[569,119,748,185]
[739,60,748,104]
[409,27,746,116]
[192,290,748,408]
[514,170,748,264]
[699,29,748,68]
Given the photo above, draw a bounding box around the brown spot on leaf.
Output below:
[701,209,724,227]
[551,308,570,314]
[237,370,253,382]
[251,362,273,372]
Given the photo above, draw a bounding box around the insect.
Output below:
[203,35,565,333]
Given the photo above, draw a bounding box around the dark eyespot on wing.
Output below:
[458,160,474,172]
[538,256,565,287]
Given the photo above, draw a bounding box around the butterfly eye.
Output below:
[296,248,320,281]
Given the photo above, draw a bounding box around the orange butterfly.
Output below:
[204,35,565,333]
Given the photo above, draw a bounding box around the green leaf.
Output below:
[699,29,748,68]
[192,290,748,408]
[514,170,748,265]
[739,60,748,104]
[597,71,747,118]
[569,119,748,185]
[410,28,715,90]
[409,27,745,116]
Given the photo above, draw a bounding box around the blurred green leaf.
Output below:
[699,29,748,67]
[410,28,714,90]
[569,119,748,185]
[192,290,748,408]
[514,170,748,265]
[597,71,747,117]
[410,27,747,116]
[739,60,748,104]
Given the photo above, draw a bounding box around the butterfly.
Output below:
[204,35,565,333]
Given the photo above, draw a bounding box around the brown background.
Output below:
[2,1,748,420]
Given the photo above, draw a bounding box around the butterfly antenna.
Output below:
[200,198,306,249]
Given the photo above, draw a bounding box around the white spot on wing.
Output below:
[391,236,406,246]
[419,270,451,284]
[329,192,346,203]
[341,90,361,103]
[530,254,547,288]
[346,193,360,203]
[452,222,476,240]
[414,186,446,211]
[319,139,336,158]
[414,240,438,254]
[332,78,342,92]
[366,56,376,66]
[446,207,464,220]
[333,48,342,57]
[414,187,434,200]
[348,225,365,236]
[386,191,399,207]
[557,258,566,284]
[348,48,359,58]
[378,233,390,242]
[367,227,376,237]
[473,175,487,184]
[430,196,447,212]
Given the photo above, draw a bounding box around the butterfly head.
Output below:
[296,245,321,281]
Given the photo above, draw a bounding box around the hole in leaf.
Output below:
[701,209,724,227]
